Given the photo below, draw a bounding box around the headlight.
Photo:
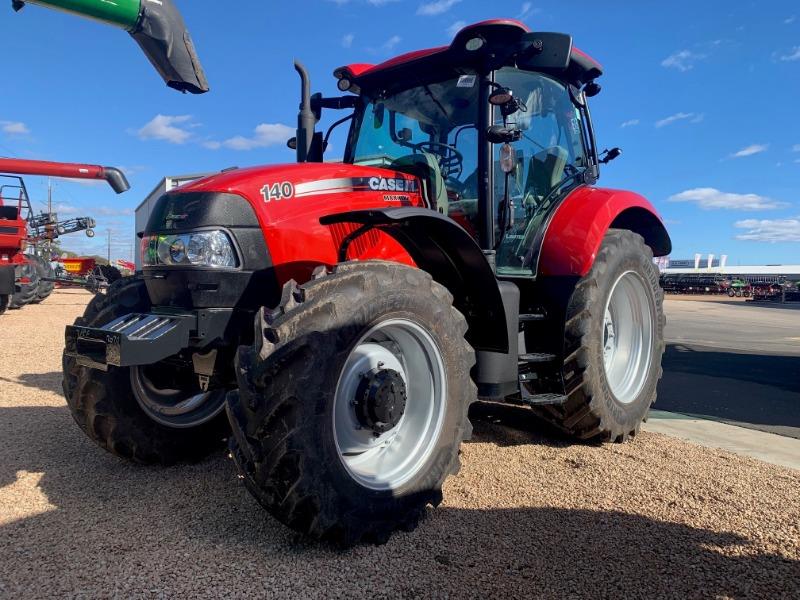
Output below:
[142,230,238,268]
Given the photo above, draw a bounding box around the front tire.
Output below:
[62,276,228,464]
[227,262,476,545]
[534,230,665,442]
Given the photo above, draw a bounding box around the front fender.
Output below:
[321,208,508,353]
[539,187,672,277]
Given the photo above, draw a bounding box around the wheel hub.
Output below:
[355,367,407,434]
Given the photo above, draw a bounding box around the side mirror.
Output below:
[487,126,522,144]
[599,147,622,164]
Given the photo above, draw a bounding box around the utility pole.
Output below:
[47,178,52,215]
[107,228,112,264]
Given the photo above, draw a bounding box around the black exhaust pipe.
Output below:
[294,60,316,162]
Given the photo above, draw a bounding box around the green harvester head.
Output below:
[11,0,209,93]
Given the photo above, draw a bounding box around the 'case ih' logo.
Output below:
[368,177,418,193]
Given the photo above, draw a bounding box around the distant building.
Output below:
[134,173,211,269]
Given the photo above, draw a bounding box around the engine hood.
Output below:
[176,162,426,227]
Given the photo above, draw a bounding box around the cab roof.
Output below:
[334,20,602,91]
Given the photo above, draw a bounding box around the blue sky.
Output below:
[1,0,798,263]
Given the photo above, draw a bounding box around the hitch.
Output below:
[65,309,233,371]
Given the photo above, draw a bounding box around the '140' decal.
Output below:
[261,182,294,203]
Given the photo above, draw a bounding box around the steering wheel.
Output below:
[412,141,464,180]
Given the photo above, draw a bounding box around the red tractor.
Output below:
[63,21,670,544]
[0,158,128,313]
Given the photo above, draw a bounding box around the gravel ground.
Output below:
[1,289,798,599]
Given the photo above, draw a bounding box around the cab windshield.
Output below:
[349,74,480,224]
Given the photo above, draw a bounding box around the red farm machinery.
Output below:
[14,3,672,545]
[0,158,129,313]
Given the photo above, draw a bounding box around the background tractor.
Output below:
[61,19,671,545]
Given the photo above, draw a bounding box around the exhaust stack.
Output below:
[12,0,209,94]
[294,60,316,163]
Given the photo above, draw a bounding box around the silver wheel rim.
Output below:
[602,271,654,404]
[130,366,226,429]
[333,318,446,491]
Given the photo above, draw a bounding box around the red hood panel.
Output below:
[178,163,425,226]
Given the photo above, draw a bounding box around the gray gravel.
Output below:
[1,289,798,599]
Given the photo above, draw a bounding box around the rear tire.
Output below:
[62,276,228,464]
[533,230,664,442]
[0,294,8,315]
[227,261,476,545]
[30,256,55,303]
[9,260,41,309]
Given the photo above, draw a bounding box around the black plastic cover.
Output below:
[143,191,276,310]
[130,0,209,94]
[475,281,520,399]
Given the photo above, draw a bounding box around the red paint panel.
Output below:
[0,158,106,181]
[460,19,529,32]
[177,163,422,286]
[539,186,664,277]
[571,47,603,71]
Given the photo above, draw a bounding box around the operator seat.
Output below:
[524,147,569,208]
[392,153,448,214]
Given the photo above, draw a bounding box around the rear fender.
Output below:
[321,208,508,353]
[539,187,672,277]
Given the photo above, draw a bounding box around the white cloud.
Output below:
[655,112,703,128]
[730,144,768,158]
[668,188,787,211]
[780,47,800,61]
[661,50,704,72]
[342,33,355,48]
[382,35,402,52]
[417,0,460,16]
[517,2,539,20]
[1,121,30,135]
[52,203,79,216]
[202,140,222,150]
[735,217,800,242]
[785,15,797,24]
[446,20,466,38]
[137,115,194,144]
[792,144,800,152]
[621,119,640,128]
[221,123,294,151]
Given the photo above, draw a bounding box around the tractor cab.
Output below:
[304,21,604,276]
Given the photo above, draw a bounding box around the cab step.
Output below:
[519,352,557,363]
[519,312,546,322]
[520,392,568,406]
